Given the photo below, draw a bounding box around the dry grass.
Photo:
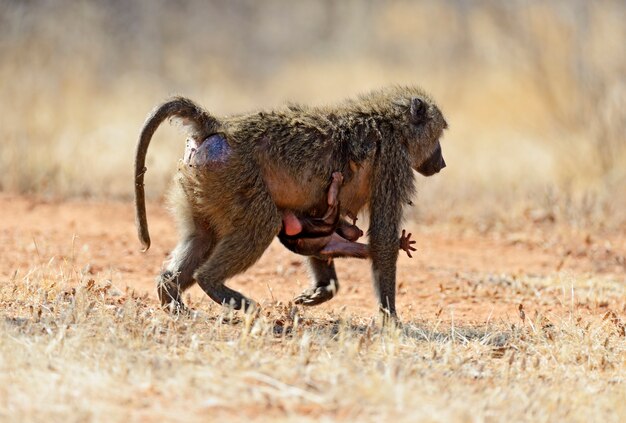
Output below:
[1,1,625,227]
[1,259,625,422]
[1,2,625,421]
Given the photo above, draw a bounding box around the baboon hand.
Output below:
[399,229,417,258]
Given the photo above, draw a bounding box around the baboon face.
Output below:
[399,95,448,177]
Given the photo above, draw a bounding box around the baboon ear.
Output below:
[410,97,428,123]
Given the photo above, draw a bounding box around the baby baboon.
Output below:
[279,172,345,255]
[278,171,416,261]
[135,86,447,317]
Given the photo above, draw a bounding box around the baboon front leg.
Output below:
[293,256,339,306]
[371,248,398,318]
[193,224,278,311]
[369,228,401,319]
[157,230,216,312]
[369,180,404,319]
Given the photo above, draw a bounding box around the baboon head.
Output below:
[393,89,448,177]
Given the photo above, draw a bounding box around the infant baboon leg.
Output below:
[319,235,370,259]
[193,222,278,311]
[319,230,414,260]
[157,230,216,312]
[293,256,339,306]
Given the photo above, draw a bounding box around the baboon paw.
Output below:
[161,300,190,316]
[223,297,258,314]
[379,307,401,328]
[156,271,183,305]
[240,300,260,315]
[293,284,337,306]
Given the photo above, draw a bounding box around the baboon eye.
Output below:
[410,97,427,123]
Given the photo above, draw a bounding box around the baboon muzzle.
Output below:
[416,144,446,176]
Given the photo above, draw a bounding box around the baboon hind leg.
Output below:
[293,256,339,306]
[157,229,216,312]
[193,220,279,311]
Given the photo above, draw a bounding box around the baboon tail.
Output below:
[134,97,218,251]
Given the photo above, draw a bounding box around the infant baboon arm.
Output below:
[318,230,416,260]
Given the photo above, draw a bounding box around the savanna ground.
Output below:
[1,195,625,422]
[1,1,625,422]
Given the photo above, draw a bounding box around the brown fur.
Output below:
[134,86,447,316]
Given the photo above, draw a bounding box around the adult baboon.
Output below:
[135,86,447,317]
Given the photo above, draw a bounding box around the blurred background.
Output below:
[1,0,624,229]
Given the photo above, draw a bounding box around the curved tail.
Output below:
[134,97,219,251]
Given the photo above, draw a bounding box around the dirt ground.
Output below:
[1,193,624,323]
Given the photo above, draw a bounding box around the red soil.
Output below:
[1,193,624,323]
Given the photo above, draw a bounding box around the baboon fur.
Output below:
[135,85,447,317]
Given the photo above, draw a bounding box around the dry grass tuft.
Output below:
[2,259,624,422]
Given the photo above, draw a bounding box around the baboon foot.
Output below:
[293,279,338,306]
[379,306,400,328]
[157,270,187,310]
[161,300,191,316]
[206,285,258,313]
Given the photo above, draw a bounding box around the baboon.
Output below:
[135,86,447,317]
[277,171,417,261]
